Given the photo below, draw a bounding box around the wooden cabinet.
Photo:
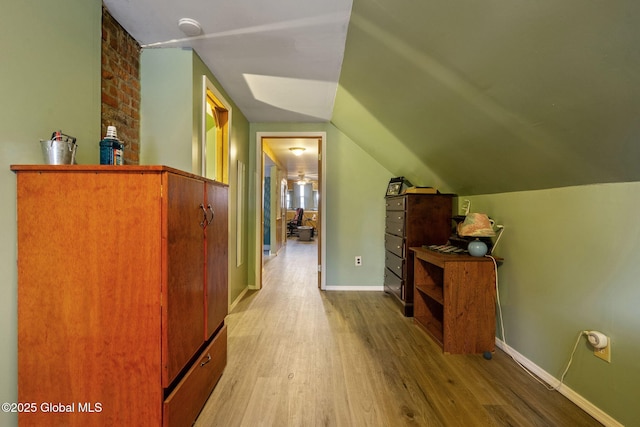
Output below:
[410,246,496,354]
[12,165,228,427]
[384,194,452,316]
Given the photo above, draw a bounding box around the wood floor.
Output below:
[195,238,601,426]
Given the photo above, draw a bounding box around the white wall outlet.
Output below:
[355,256,362,266]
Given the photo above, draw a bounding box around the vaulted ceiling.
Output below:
[334,0,640,195]
[104,0,640,195]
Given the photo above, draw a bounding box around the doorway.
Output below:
[255,132,326,290]
[202,76,230,183]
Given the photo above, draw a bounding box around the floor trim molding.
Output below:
[495,338,623,427]
[229,286,251,313]
[324,285,384,291]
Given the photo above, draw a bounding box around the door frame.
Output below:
[255,131,327,290]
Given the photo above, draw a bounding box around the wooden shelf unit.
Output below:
[410,246,497,354]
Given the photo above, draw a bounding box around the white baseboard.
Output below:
[495,338,623,427]
[323,285,384,291]
[228,286,251,313]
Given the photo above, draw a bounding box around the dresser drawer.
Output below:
[385,196,406,211]
[384,268,404,299]
[385,210,405,223]
[385,251,405,277]
[385,218,405,237]
[164,325,227,427]
[385,233,404,258]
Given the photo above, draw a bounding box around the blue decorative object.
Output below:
[468,239,488,257]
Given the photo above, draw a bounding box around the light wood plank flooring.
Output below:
[195,238,601,426]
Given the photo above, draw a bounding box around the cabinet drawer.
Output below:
[385,196,406,211]
[385,210,405,223]
[385,218,405,237]
[385,233,404,258]
[384,268,404,299]
[385,251,405,278]
[164,325,227,427]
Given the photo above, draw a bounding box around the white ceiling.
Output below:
[103,0,353,123]
[263,138,319,181]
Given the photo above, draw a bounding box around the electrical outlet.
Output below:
[594,338,611,363]
[355,256,362,266]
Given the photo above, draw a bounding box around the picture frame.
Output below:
[386,176,411,196]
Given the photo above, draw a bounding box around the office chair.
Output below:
[287,208,304,236]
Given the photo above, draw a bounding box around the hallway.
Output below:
[194,238,600,426]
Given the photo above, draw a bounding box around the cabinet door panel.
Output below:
[205,183,229,338]
[17,171,163,426]
[163,173,205,386]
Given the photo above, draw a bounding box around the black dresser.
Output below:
[384,194,453,316]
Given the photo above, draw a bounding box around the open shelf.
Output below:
[414,283,444,305]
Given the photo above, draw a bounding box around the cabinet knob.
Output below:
[200,353,212,367]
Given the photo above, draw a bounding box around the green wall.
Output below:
[465,183,640,426]
[140,49,194,171]
[0,1,102,426]
[140,48,251,307]
[249,123,393,288]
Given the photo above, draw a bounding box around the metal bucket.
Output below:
[40,139,77,165]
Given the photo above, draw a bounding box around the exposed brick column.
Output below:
[101,7,141,165]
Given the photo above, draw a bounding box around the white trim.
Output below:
[495,338,624,427]
[255,131,327,290]
[324,286,384,292]
[201,75,232,178]
[228,286,250,313]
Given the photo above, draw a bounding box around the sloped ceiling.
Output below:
[103,0,352,122]
[332,0,640,195]
[105,0,640,196]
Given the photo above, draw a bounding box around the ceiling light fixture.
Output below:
[178,18,203,37]
[289,147,306,156]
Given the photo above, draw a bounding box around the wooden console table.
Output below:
[410,246,497,354]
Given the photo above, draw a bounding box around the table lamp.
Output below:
[457,213,496,257]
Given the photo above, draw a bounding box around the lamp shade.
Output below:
[457,213,495,237]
